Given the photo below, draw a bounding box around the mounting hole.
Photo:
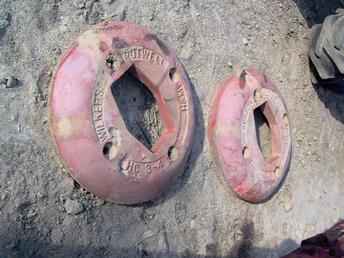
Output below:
[73,181,80,189]
[169,67,177,82]
[106,55,114,69]
[168,146,178,161]
[253,89,262,103]
[242,146,250,159]
[103,142,113,159]
[108,127,116,135]
[254,105,272,161]
[274,166,281,177]
[283,113,289,127]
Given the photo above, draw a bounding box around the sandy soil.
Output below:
[1,0,344,257]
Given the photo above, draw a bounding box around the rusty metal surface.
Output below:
[282,221,344,258]
[208,69,292,203]
[4,1,344,257]
[49,21,195,204]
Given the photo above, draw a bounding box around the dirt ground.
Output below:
[1,0,344,257]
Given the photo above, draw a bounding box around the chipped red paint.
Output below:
[208,69,291,203]
[282,221,344,258]
[49,21,195,204]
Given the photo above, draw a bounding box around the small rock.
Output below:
[85,0,94,9]
[73,0,86,9]
[36,192,46,200]
[42,117,48,124]
[243,38,249,46]
[141,230,156,241]
[60,177,75,196]
[26,209,37,218]
[0,76,19,88]
[190,219,196,229]
[94,198,105,206]
[141,208,155,223]
[52,47,62,56]
[10,113,18,121]
[279,189,293,212]
[0,12,10,30]
[0,193,7,201]
[64,199,84,215]
[0,78,6,88]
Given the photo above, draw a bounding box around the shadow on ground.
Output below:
[293,0,343,26]
[313,84,344,123]
[1,220,299,258]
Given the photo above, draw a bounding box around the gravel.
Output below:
[64,199,84,215]
[1,0,344,257]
